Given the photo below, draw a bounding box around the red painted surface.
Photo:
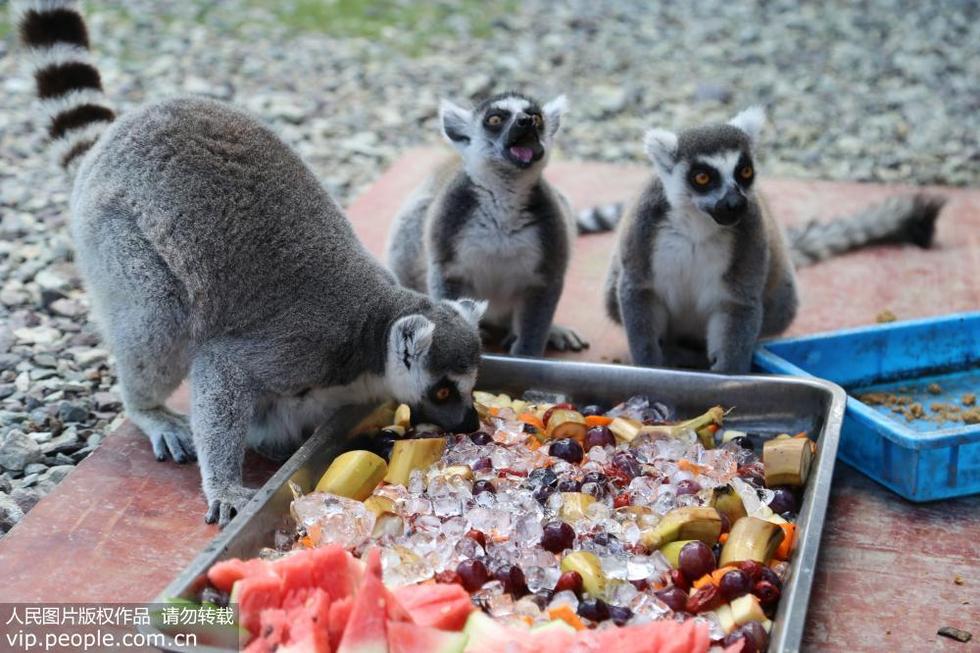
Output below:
[1,151,977,651]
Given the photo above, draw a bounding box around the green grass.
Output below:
[252,0,513,54]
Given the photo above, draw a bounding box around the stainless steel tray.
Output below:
[150,355,845,653]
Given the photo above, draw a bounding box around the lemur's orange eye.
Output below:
[531,114,543,128]
[435,387,451,401]
[740,166,754,179]
[694,172,711,185]
[486,115,502,127]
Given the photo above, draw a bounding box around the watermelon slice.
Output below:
[337,550,392,653]
[243,609,288,653]
[387,620,467,653]
[393,583,474,631]
[273,545,361,603]
[463,612,531,653]
[208,558,274,593]
[329,596,354,650]
[231,575,284,637]
[244,591,332,653]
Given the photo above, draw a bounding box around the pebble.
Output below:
[57,401,90,424]
[0,430,44,471]
[0,493,25,533]
[92,392,122,412]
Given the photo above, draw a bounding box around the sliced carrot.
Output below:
[526,437,542,452]
[706,424,720,434]
[793,432,808,439]
[489,406,501,417]
[584,415,614,427]
[718,532,729,544]
[677,459,709,475]
[547,604,586,631]
[520,615,534,626]
[518,412,546,432]
[692,574,714,590]
[774,522,795,560]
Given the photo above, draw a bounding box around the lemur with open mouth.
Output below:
[605,107,944,374]
[386,92,588,356]
[16,0,487,526]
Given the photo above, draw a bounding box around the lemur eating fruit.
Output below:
[605,107,944,374]
[386,92,588,356]
[16,0,486,526]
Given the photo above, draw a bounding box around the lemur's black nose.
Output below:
[723,190,747,213]
[515,114,532,127]
[457,406,480,433]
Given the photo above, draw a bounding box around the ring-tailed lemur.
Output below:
[605,107,945,374]
[386,92,589,356]
[16,0,486,526]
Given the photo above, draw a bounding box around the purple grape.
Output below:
[549,438,584,464]
[540,521,575,553]
[676,479,702,495]
[557,478,582,492]
[723,629,758,653]
[493,564,528,597]
[768,487,797,515]
[611,451,641,479]
[469,431,493,445]
[472,456,492,472]
[607,605,633,625]
[554,571,583,595]
[741,621,770,650]
[584,426,615,449]
[472,479,495,495]
[718,569,750,600]
[758,566,782,589]
[456,559,490,592]
[678,541,716,581]
[576,598,610,622]
[753,580,780,605]
[580,404,605,417]
[654,587,688,613]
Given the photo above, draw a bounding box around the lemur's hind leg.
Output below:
[73,205,195,462]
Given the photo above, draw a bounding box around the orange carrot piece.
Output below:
[548,604,586,631]
[693,574,715,590]
[584,415,614,427]
[526,437,542,452]
[718,532,729,545]
[677,459,709,475]
[519,413,546,432]
[775,522,795,560]
[793,432,808,439]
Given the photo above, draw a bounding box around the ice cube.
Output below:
[549,590,580,612]
[291,492,375,549]
[513,512,544,546]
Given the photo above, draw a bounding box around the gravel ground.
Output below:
[1,0,978,535]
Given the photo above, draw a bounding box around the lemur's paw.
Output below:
[204,484,256,527]
[548,324,589,352]
[146,416,196,464]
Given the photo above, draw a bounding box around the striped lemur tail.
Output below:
[578,193,945,265]
[16,0,115,173]
[786,193,944,267]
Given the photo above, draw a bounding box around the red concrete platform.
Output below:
[1,150,977,651]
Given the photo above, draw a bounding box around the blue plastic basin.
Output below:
[753,312,980,501]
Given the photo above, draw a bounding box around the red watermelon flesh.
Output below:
[232,575,284,637]
[208,557,274,593]
[387,620,467,653]
[329,596,354,650]
[393,583,474,631]
[272,545,360,603]
[337,550,391,653]
[244,592,333,653]
[243,608,288,653]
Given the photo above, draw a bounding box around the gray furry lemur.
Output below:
[16,1,487,526]
[602,107,944,373]
[386,92,589,356]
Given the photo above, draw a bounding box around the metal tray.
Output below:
[149,355,845,653]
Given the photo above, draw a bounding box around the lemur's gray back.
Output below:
[75,98,402,372]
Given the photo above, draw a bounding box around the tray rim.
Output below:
[148,356,847,653]
[755,311,980,449]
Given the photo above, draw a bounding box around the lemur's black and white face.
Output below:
[385,299,486,433]
[644,107,766,227]
[439,92,566,172]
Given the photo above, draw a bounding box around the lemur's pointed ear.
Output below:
[446,298,487,328]
[391,314,435,369]
[542,95,568,137]
[439,99,472,147]
[644,128,679,172]
[728,106,766,144]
